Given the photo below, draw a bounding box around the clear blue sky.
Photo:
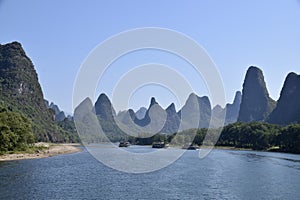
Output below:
[1,0,299,113]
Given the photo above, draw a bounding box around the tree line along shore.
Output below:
[120,122,300,154]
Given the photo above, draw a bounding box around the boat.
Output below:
[119,141,130,147]
[152,142,167,148]
[182,144,199,150]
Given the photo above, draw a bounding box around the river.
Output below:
[0,146,299,199]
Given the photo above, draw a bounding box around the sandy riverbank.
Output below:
[0,143,82,162]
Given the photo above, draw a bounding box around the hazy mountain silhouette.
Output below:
[225,91,242,124]
[135,107,147,119]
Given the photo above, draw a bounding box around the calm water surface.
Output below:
[0,146,299,200]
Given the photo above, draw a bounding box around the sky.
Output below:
[0,0,299,114]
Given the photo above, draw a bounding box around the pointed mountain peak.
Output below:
[166,103,176,113]
[83,97,93,104]
[128,108,134,114]
[244,66,267,90]
[248,66,262,72]
[178,92,211,129]
[128,108,135,116]
[224,91,242,125]
[94,93,116,120]
[75,97,93,111]
[188,93,198,99]
[97,93,110,103]
[267,72,300,125]
[185,93,198,105]
[167,102,175,109]
[246,66,265,79]
[127,109,136,120]
[233,91,242,104]
[213,104,223,111]
[238,66,276,122]
[286,72,299,81]
[74,98,94,121]
[246,66,263,77]
[162,103,180,133]
[280,72,300,94]
[149,97,158,107]
[135,107,147,119]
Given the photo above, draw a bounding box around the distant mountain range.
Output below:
[82,66,300,138]
[1,41,299,143]
[45,100,68,121]
[76,89,241,138]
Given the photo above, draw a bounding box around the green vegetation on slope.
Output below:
[57,118,80,143]
[0,42,79,143]
[0,105,34,154]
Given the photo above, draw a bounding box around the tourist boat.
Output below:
[182,144,199,150]
[119,141,130,147]
[152,142,167,148]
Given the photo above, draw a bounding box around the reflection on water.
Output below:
[0,147,299,200]
[228,150,300,170]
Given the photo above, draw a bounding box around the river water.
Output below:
[0,146,299,200]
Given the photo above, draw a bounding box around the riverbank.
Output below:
[0,143,82,161]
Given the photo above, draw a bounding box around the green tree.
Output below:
[0,107,34,153]
[217,122,280,150]
[280,124,300,153]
